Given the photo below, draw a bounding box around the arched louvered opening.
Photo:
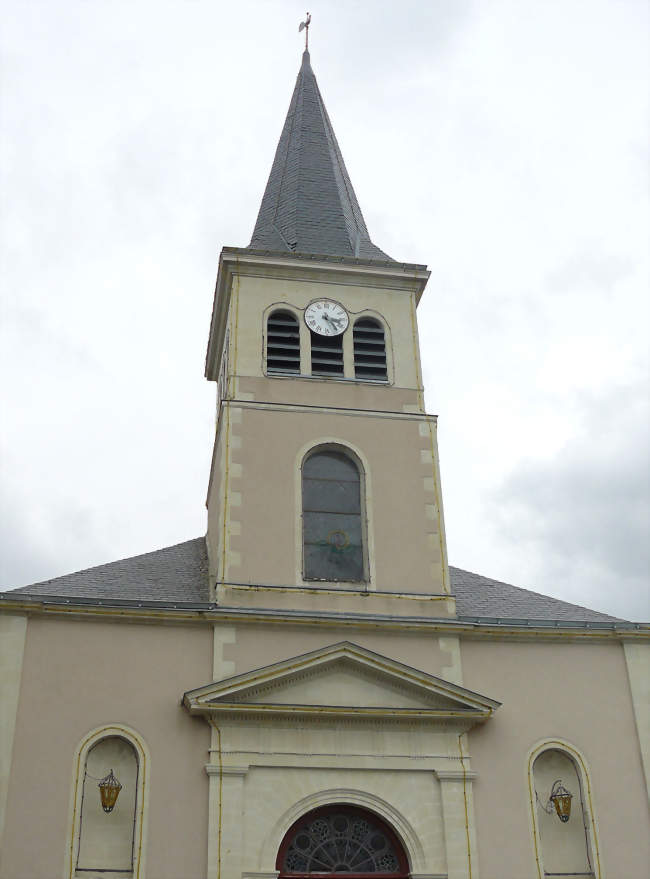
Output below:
[277,805,411,877]
[353,317,388,381]
[302,448,365,582]
[310,330,344,376]
[267,310,301,374]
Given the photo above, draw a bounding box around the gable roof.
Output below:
[249,50,391,261]
[4,536,627,625]
[7,537,210,604]
[448,566,622,623]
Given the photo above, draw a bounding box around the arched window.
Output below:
[76,736,139,875]
[353,317,388,381]
[531,746,599,878]
[302,448,365,582]
[267,310,301,374]
[277,805,410,877]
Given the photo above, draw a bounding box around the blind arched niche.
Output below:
[76,736,138,874]
[532,746,598,878]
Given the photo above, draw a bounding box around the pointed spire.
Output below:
[249,51,392,261]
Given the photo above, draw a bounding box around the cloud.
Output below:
[492,383,650,620]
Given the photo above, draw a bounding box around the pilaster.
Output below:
[436,768,480,879]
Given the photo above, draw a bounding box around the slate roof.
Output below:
[449,566,621,623]
[7,538,210,604]
[249,51,391,261]
[5,536,625,624]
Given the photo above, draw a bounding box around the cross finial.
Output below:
[298,12,311,51]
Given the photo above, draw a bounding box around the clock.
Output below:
[304,299,349,336]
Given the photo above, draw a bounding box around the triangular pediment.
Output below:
[183,641,500,723]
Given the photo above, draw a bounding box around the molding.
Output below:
[224,582,452,601]
[435,769,478,782]
[2,598,646,642]
[183,641,500,724]
[224,397,437,422]
[205,763,248,777]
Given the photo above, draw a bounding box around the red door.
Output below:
[276,805,411,878]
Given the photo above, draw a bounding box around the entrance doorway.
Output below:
[276,804,410,877]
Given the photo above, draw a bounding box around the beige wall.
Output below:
[212,621,450,681]
[4,610,647,879]
[207,404,448,604]
[1,617,212,879]
[463,639,650,879]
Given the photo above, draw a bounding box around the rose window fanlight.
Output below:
[283,810,402,873]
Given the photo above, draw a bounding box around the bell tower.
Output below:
[204,50,454,620]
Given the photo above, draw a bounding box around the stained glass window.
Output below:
[302,450,364,582]
[280,808,407,875]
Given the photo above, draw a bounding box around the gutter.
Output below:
[1,592,647,637]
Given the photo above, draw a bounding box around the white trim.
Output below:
[294,438,377,590]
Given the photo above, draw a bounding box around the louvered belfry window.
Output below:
[302,449,364,582]
[310,330,344,376]
[353,317,388,381]
[267,310,301,374]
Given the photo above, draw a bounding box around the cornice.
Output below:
[1,596,647,642]
[187,702,491,723]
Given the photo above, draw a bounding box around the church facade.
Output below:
[1,50,648,879]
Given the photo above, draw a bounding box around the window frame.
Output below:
[300,444,369,586]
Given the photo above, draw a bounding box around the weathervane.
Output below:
[299,12,311,51]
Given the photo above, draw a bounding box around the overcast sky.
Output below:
[1,0,648,620]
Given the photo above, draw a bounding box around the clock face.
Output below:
[304,300,349,336]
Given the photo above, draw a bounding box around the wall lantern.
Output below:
[547,779,573,823]
[98,769,122,813]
